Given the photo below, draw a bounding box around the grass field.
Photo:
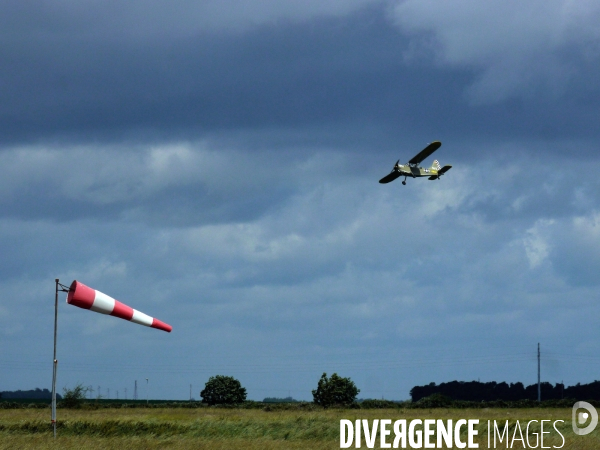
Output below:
[1,406,599,449]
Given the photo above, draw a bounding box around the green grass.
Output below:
[1,407,599,449]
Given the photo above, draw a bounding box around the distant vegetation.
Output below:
[411,380,600,402]
[0,388,61,400]
[4,378,600,408]
[262,397,298,403]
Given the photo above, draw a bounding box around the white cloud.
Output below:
[572,211,600,240]
[523,219,554,268]
[390,0,600,103]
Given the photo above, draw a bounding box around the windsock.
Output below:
[66,280,172,332]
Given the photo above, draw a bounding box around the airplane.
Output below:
[379,141,452,185]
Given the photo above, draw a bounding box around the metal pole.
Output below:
[537,343,541,402]
[146,378,149,405]
[51,279,59,438]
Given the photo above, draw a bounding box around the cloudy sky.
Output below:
[2,0,600,401]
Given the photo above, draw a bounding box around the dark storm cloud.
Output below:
[1,2,599,152]
[0,5,452,141]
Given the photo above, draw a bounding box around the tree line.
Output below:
[6,377,600,407]
[0,388,61,400]
[410,380,600,402]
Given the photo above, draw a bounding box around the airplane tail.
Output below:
[428,160,452,180]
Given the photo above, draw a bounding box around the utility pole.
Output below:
[190,384,192,402]
[134,380,138,400]
[537,343,541,402]
[146,378,149,405]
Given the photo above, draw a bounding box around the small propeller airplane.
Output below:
[379,141,452,185]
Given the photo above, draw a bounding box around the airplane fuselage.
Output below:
[395,164,438,178]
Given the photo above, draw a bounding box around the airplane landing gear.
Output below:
[402,180,406,185]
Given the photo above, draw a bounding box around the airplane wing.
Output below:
[408,141,442,165]
[379,171,401,184]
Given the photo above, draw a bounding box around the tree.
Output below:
[200,375,247,405]
[312,372,359,407]
[61,383,90,408]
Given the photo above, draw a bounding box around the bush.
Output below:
[200,375,247,406]
[312,373,359,408]
[61,384,90,408]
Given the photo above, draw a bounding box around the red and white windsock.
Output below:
[66,280,172,333]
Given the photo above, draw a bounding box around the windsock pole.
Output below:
[51,279,69,439]
[51,279,58,438]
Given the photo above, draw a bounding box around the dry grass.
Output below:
[1,407,599,449]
